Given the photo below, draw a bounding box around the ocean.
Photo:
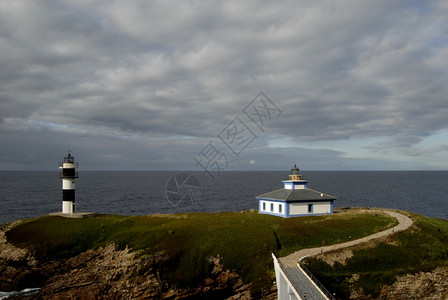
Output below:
[1,170,447,225]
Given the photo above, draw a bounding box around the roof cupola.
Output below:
[289,164,302,181]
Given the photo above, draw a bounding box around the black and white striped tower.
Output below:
[59,152,79,214]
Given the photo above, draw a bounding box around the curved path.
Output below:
[276,210,413,300]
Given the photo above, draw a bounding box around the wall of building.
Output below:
[259,200,286,217]
[282,181,307,190]
[259,199,334,217]
[289,201,332,216]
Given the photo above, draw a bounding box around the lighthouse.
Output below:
[59,152,79,214]
[256,164,336,217]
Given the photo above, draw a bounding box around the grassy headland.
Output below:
[6,209,398,295]
[304,213,448,298]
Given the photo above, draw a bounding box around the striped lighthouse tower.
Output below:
[59,152,79,214]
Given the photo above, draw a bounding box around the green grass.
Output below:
[304,214,448,299]
[6,209,397,295]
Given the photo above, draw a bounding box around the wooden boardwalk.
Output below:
[275,210,414,299]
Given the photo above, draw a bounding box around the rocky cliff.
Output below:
[0,221,276,299]
[0,220,44,293]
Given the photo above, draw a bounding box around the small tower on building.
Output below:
[59,152,79,214]
[283,164,308,189]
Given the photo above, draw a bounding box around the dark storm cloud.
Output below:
[1,0,447,170]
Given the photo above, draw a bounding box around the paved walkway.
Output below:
[277,210,414,299]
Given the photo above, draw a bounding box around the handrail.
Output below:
[298,258,336,300]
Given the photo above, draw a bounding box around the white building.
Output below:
[256,165,336,217]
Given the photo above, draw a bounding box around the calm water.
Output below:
[1,171,447,224]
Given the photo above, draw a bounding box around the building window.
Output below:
[308,204,313,213]
[279,204,282,213]
[263,202,266,211]
[270,203,274,212]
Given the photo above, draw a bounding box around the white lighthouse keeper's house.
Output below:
[256,165,336,217]
[59,152,79,214]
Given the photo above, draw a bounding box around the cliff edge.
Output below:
[1,209,447,299]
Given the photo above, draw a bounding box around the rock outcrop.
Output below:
[347,267,448,299]
[0,220,44,292]
[377,266,448,300]
[38,243,161,299]
[38,247,257,299]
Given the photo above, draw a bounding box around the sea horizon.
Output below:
[1,170,447,225]
[2,169,448,172]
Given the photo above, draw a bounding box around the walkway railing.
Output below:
[298,258,336,300]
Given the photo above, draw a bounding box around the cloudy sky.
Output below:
[1,0,447,171]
